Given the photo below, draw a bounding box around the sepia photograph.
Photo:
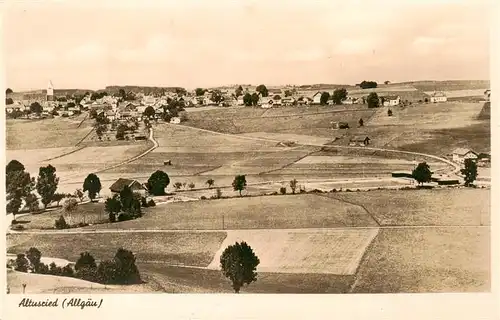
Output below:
[2,0,494,306]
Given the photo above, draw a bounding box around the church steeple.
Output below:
[47,80,54,101]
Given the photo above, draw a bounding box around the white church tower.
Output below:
[47,80,54,101]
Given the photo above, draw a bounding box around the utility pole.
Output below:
[222,214,225,230]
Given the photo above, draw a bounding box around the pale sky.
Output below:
[2,0,491,91]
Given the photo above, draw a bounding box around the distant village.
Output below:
[7,81,488,124]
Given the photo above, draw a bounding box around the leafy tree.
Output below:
[412,162,433,186]
[188,182,195,190]
[211,90,223,104]
[359,118,364,127]
[387,109,393,116]
[29,102,43,114]
[251,93,259,106]
[119,89,126,99]
[332,88,348,105]
[26,247,42,269]
[256,84,268,97]
[384,81,391,85]
[105,195,122,216]
[215,188,223,199]
[243,93,253,106]
[6,168,35,219]
[320,92,330,105]
[61,265,74,277]
[74,189,85,202]
[63,198,78,218]
[359,81,378,89]
[367,92,380,108]
[461,158,478,187]
[143,106,155,119]
[119,185,134,213]
[89,109,98,119]
[83,173,102,201]
[220,241,260,293]
[96,260,117,284]
[24,193,39,213]
[235,86,243,97]
[55,215,69,229]
[6,88,13,94]
[147,170,170,196]
[36,165,59,209]
[280,187,287,194]
[116,124,127,140]
[113,248,141,284]
[95,124,107,140]
[206,179,215,188]
[6,97,13,105]
[6,160,25,174]
[195,88,206,96]
[173,182,183,191]
[75,252,97,271]
[15,254,30,272]
[52,193,66,206]
[273,94,281,100]
[284,90,292,97]
[289,179,298,194]
[232,175,247,196]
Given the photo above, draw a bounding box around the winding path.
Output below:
[173,123,461,176]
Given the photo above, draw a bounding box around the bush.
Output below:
[55,216,69,229]
[200,196,207,200]
[118,213,133,222]
[215,188,222,199]
[330,188,337,193]
[141,197,148,208]
[147,199,156,207]
[109,212,116,223]
[279,187,287,194]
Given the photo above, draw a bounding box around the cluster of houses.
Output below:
[451,148,490,167]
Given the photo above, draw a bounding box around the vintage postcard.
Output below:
[1,0,498,319]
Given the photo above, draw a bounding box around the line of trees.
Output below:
[11,247,141,285]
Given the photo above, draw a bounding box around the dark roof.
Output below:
[109,178,145,193]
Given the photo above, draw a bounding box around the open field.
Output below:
[139,264,355,293]
[7,232,226,267]
[6,116,92,150]
[352,227,490,293]
[402,80,489,92]
[424,89,488,98]
[7,270,154,294]
[207,228,379,274]
[238,132,332,146]
[327,188,490,226]
[86,194,378,230]
[367,102,485,129]
[14,202,107,230]
[184,106,375,134]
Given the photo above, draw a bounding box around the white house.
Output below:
[383,96,401,107]
[452,148,478,164]
[260,97,274,108]
[342,97,355,105]
[429,91,447,103]
[312,92,322,104]
[170,117,181,124]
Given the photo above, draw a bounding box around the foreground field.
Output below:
[206,229,379,274]
[352,227,490,293]
[7,232,226,266]
[87,194,378,230]
[7,270,154,294]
